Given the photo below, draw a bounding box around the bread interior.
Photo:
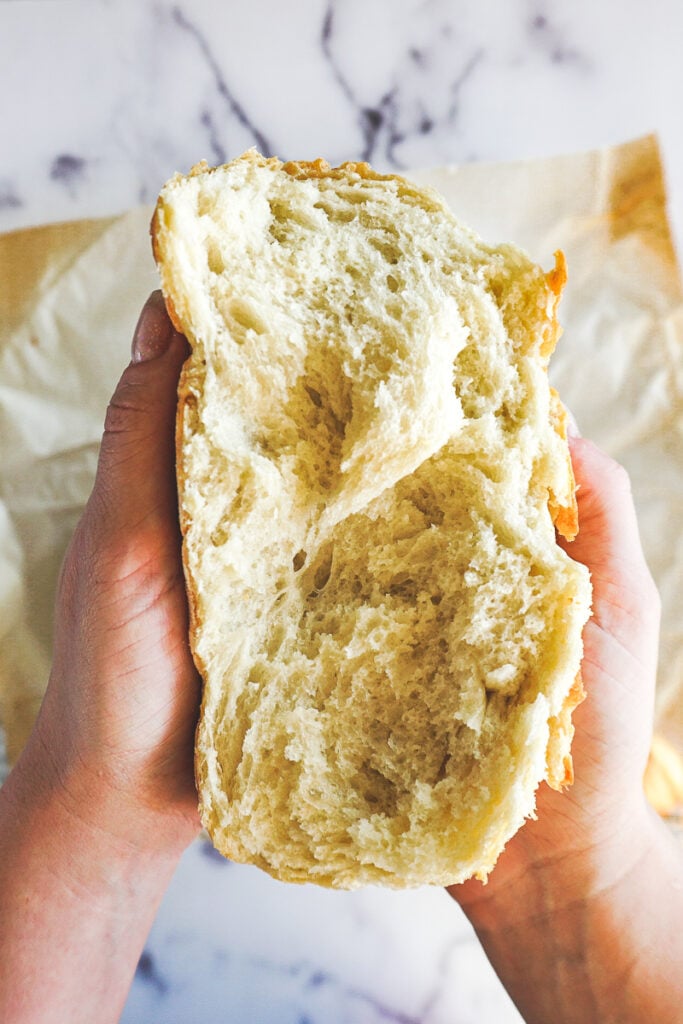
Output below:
[154,155,591,887]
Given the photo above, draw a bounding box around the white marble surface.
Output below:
[2,0,683,249]
[3,2,683,1021]
[125,841,517,1024]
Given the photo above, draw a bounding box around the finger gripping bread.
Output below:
[152,151,592,888]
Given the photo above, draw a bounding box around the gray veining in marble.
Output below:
[2,0,682,247]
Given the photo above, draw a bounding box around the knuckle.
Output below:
[102,374,145,439]
[608,458,632,493]
[593,446,632,494]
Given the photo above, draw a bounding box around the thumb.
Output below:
[559,436,648,580]
[559,435,660,657]
[91,291,188,535]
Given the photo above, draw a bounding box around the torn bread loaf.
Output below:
[152,151,592,889]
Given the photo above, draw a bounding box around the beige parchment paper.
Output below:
[1,135,682,787]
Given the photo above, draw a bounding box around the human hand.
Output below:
[539,429,660,854]
[454,430,660,905]
[24,290,201,858]
[0,293,203,1022]
[467,429,659,895]
[449,427,682,1023]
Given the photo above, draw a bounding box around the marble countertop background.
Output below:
[3,0,683,249]
[2,2,682,1022]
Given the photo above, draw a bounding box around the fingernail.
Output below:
[131,290,176,363]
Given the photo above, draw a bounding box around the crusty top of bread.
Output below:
[152,150,592,888]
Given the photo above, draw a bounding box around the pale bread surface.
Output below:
[152,151,592,888]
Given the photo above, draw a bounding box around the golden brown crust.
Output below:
[150,205,162,268]
[176,374,209,806]
[541,252,583,787]
[151,198,212,813]
[542,250,567,359]
[546,672,586,790]
[544,381,585,790]
[548,386,580,542]
[150,206,187,335]
[282,157,398,184]
[541,252,579,543]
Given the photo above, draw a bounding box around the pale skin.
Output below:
[451,432,683,1021]
[0,292,681,1023]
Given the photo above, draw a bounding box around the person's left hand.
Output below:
[26,290,201,857]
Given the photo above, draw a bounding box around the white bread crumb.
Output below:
[152,151,592,889]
